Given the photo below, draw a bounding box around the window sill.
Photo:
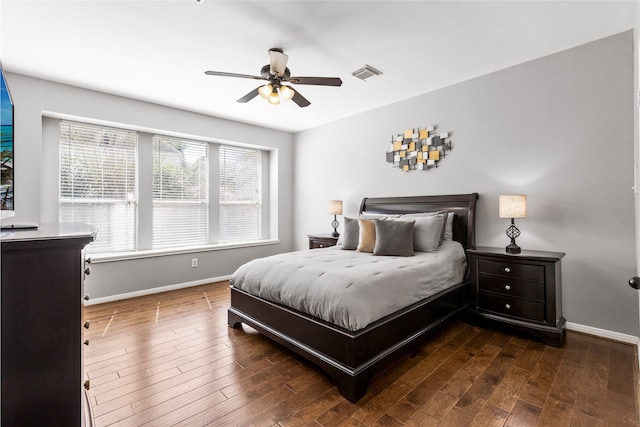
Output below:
[89,239,281,263]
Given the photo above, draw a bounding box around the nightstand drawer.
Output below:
[478,293,545,322]
[307,234,339,250]
[311,240,332,249]
[478,275,544,300]
[478,259,544,282]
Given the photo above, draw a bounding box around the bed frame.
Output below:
[228,193,479,402]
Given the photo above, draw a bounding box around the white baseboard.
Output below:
[84,275,232,306]
[566,321,639,346]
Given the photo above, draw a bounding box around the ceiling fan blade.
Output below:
[236,87,261,103]
[269,48,288,77]
[288,76,342,87]
[291,89,311,108]
[205,70,264,80]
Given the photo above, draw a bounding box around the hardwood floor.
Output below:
[84,281,639,426]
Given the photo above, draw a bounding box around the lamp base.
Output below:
[331,215,340,239]
[505,242,521,254]
[505,220,521,254]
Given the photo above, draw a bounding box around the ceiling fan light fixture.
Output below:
[259,84,273,99]
[268,89,280,105]
[280,85,295,101]
[204,47,341,107]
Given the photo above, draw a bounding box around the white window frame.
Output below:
[219,145,262,244]
[48,117,276,261]
[59,120,138,254]
[152,135,209,250]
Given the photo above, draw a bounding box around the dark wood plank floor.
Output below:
[84,281,640,426]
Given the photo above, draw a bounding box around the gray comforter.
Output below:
[230,240,467,331]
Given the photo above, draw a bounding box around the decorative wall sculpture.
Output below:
[385,126,452,172]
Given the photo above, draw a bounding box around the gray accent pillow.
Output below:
[373,219,415,257]
[341,217,360,250]
[412,212,447,252]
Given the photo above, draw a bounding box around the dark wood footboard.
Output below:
[228,282,470,402]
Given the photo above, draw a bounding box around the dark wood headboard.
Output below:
[359,193,479,250]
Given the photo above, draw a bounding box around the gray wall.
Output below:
[293,31,638,336]
[6,73,295,300]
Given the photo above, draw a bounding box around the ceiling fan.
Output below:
[204,48,342,107]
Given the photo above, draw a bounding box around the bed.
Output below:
[228,193,479,402]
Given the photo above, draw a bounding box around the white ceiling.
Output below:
[0,1,636,133]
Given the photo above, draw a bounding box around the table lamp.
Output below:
[499,194,526,254]
[328,200,343,237]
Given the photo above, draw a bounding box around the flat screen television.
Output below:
[1,62,14,218]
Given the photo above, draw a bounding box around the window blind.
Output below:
[152,136,208,249]
[219,146,261,243]
[59,121,137,253]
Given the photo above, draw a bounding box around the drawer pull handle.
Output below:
[84,294,90,301]
[505,304,511,310]
[504,267,511,273]
[84,321,90,329]
[84,340,90,346]
[84,267,91,276]
[505,285,511,291]
[84,380,90,390]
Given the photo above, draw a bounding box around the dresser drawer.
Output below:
[478,275,545,301]
[478,259,544,282]
[478,293,545,323]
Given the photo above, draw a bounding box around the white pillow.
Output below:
[394,212,447,252]
[359,213,399,220]
[397,210,452,243]
[444,212,454,241]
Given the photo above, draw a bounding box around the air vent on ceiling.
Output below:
[352,65,382,81]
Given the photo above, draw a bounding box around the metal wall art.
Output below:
[385,126,452,172]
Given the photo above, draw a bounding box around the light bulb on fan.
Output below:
[268,88,280,105]
[280,85,295,101]
[259,84,273,99]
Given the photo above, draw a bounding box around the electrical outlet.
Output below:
[191,258,198,268]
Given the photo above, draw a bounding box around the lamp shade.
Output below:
[280,85,295,101]
[499,195,527,219]
[328,200,343,216]
[268,89,280,105]
[258,84,273,99]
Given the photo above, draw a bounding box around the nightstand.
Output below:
[308,233,339,249]
[466,246,566,347]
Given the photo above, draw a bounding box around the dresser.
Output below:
[1,224,96,426]
[307,233,339,249]
[466,246,566,347]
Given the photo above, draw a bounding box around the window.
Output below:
[57,119,270,256]
[152,136,208,249]
[219,146,261,243]
[59,121,137,253]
